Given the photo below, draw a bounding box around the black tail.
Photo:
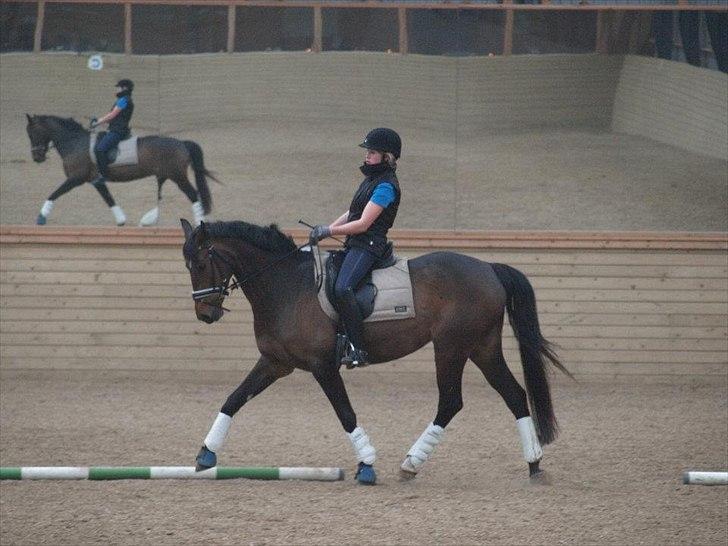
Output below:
[491,263,572,445]
[184,140,218,215]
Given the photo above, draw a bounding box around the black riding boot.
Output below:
[337,288,369,368]
[92,151,109,187]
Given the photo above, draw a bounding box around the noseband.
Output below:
[191,245,239,304]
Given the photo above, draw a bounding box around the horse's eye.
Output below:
[196,262,206,272]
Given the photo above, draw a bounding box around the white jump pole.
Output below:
[0,466,344,481]
[682,471,728,486]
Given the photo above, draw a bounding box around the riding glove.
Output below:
[309,225,331,245]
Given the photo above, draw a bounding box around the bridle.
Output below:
[190,240,309,306]
[190,245,239,305]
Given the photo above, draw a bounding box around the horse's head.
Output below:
[181,218,235,324]
[25,114,50,163]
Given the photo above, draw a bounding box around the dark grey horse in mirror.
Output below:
[25,114,218,226]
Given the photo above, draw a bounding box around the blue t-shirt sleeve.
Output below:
[370,182,396,208]
[115,97,129,109]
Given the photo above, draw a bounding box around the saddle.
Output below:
[317,243,416,323]
[89,132,139,167]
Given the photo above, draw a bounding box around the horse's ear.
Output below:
[25,113,32,123]
[180,218,193,240]
[198,221,208,240]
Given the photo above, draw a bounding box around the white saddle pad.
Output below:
[317,256,416,323]
[89,133,139,167]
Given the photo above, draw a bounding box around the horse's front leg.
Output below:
[195,355,292,471]
[92,181,127,226]
[36,176,85,225]
[312,363,377,485]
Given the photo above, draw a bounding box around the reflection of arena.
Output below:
[1,3,727,545]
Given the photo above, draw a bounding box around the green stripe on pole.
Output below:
[89,467,151,480]
[215,467,279,480]
[0,467,21,480]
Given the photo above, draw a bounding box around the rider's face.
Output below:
[365,149,383,165]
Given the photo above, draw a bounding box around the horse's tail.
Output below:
[184,140,218,215]
[491,263,573,445]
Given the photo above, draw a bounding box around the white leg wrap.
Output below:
[348,426,376,465]
[139,206,160,226]
[40,200,54,217]
[111,205,126,226]
[192,201,205,225]
[403,422,444,472]
[516,416,543,463]
[203,412,232,453]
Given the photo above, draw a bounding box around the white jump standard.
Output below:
[0,466,344,481]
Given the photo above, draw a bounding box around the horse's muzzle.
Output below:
[32,153,46,163]
[195,302,224,324]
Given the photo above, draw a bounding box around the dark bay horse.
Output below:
[181,219,571,485]
[25,114,217,226]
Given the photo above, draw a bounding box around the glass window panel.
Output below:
[0,3,36,52]
[513,12,598,55]
[43,3,124,53]
[407,9,505,56]
[322,8,398,52]
[235,8,313,52]
[132,5,227,55]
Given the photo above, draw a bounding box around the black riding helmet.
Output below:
[116,79,134,92]
[359,128,402,159]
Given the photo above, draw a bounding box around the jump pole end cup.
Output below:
[682,471,728,486]
[0,466,344,482]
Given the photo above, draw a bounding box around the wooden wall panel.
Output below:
[1,226,726,377]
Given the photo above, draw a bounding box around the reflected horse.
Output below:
[181,219,571,485]
[25,114,218,226]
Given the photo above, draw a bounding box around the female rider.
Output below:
[309,128,402,368]
[89,79,135,188]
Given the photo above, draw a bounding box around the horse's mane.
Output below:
[204,221,297,254]
[39,115,86,133]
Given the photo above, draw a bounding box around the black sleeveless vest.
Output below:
[109,93,133,137]
[345,168,400,257]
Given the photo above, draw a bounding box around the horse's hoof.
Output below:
[36,214,47,225]
[399,456,418,481]
[195,445,217,472]
[529,470,552,486]
[355,462,376,485]
[399,468,417,481]
[528,461,541,477]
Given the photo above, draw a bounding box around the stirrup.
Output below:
[341,346,369,369]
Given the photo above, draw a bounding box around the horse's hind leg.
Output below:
[195,355,292,470]
[36,176,85,225]
[470,329,544,477]
[139,177,165,226]
[92,181,127,226]
[170,174,205,225]
[400,340,468,479]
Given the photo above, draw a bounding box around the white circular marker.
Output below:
[88,55,103,71]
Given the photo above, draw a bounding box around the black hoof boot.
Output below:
[195,445,217,472]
